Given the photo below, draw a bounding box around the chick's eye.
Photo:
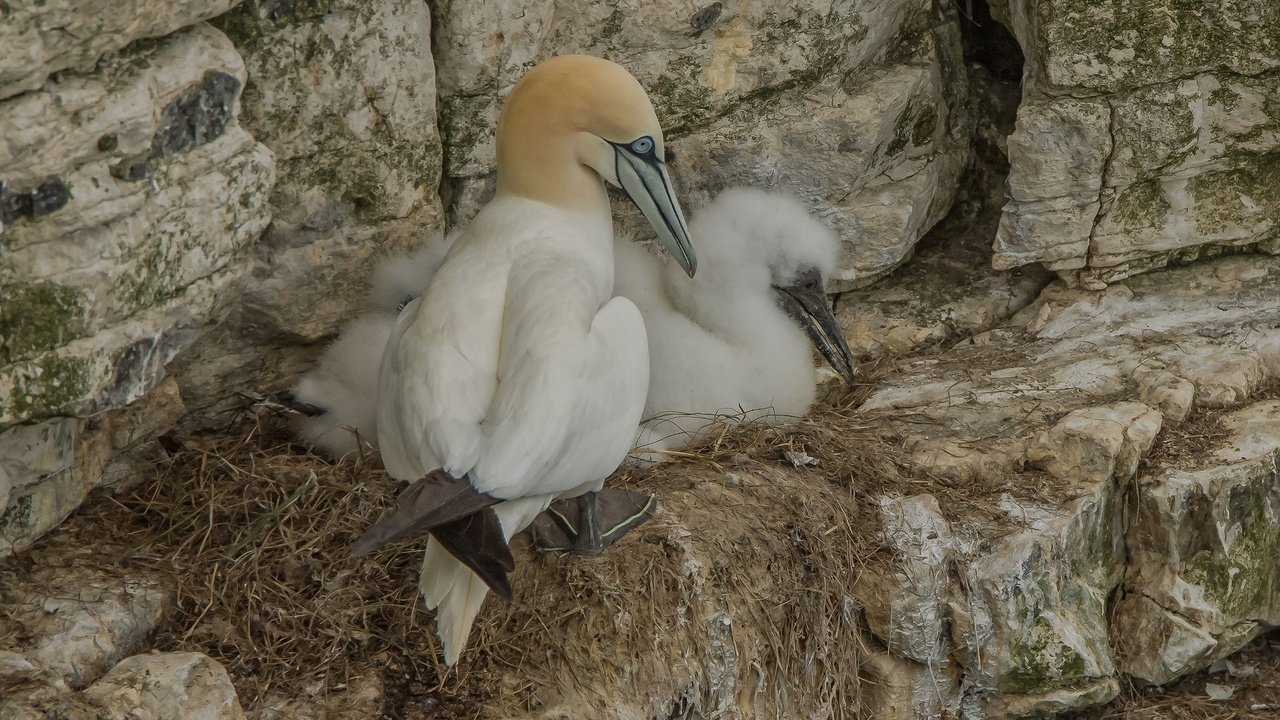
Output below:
[631,136,654,155]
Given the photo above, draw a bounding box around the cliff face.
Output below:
[1,2,1279,719]
[990,0,1280,287]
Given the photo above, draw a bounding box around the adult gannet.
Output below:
[347,55,696,664]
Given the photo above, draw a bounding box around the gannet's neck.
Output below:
[495,131,611,216]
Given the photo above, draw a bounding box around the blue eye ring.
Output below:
[630,136,655,155]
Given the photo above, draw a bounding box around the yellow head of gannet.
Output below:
[494,54,696,277]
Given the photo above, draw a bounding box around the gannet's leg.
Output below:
[576,492,604,554]
[529,489,656,553]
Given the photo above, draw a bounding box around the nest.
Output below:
[44,359,1076,717]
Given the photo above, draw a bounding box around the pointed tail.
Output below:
[418,495,555,665]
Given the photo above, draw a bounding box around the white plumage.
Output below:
[330,54,697,667]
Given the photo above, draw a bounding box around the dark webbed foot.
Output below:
[529,488,656,554]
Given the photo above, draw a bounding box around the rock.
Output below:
[212,0,444,342]
[856,495,953,665]
[0,379,183,558]
[0,0,243,100]
[1134,369,1195,423]
[84,652,245,720]
[0,23,273,425]
[1026,403,1162,483]
[1113,399,1280,686]
[853,255,1280,714]
[836,216,1051,358]
[433,0,969,287]
[0,567,171,688]
[953,471,1124,716]
[993,97,1111,272]
[992,1,1280,286]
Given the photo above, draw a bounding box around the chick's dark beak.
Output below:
[774,268,857,385]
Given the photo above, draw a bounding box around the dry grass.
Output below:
[39,363,924,717]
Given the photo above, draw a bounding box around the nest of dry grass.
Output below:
[51,359,1068,717]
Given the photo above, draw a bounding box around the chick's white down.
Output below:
[289,187,843,462]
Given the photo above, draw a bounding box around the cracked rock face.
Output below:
[434,0,970,289]
[1113,399,1280,686]
[846,254,1280,717]
[991,0,1280,287]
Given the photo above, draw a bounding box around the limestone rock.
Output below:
[0,379,183,558]
[836,223,1051,358]
[992,1,1280,286]
[853,255,1280,714]
[0,0,243,100]
[212,0,444,342]
[1133,369,1195,423]
[0,567,171,688]
[992,97,1111,272]
[1026,403,1162,483]
[433,0,969,287]
[1113,399,1280,686]
[857,495,953,665]
[0,23,273,425]
[953,473,1124,715]
[84,652,245,720]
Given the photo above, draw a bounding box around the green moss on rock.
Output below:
[0,283,87,363]
[6,353,91,419]
[1182,486,1280,619]
[0,493,33,539]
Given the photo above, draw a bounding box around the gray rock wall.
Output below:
[991,0,1280,288]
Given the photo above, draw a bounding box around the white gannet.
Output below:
[347,55,696,665]
[279,189,855,659]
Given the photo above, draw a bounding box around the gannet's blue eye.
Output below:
[630,137,654,155]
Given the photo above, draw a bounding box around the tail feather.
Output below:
[417,495,556,665]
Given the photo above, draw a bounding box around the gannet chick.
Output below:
[349,55,696,665]
[620,187,856,459]
[284,242,448,459]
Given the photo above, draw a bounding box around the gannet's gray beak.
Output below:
[774,268,857,385]
[612,141,696,277]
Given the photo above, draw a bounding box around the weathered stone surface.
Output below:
[836,221,1051,358]
[213,0,444,341]
[852,255,1280,714]
[1026,402,1162,483]
[1113,399,1280,686]
[0,0,244,100]
[0,379,183,559]
[856,495,953,665]
[0,24,273,424]
[992,97,1110,272]
[993,1,1280,286]
[0,566,171,688]
[85,652,245,720]
[1013,1,1280,94]
[434,0,969,287]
